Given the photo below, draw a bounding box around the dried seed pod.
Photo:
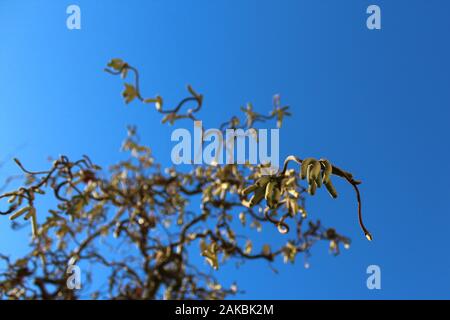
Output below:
[9,206,31,221]
[306,162,314,185]
[107,58,125,70]
[320,159,333,184]
[307,180,317,196]
[255,176,270,187]
[288,198,299,216]
[264,181,275,202]
[29,208,38,238]
[7,195,17,203]
[269,187,281,209]
[249,187,265,207]
[310,161,322,188]
[265,180,282,208]
[241,184,258,196]
[324,180,338,198]
[300,158,315,180]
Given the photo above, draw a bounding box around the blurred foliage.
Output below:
[0,59,370,300]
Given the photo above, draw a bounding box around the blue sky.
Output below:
[1,0,450,299]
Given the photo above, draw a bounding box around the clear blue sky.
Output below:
[1,0,450,299]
